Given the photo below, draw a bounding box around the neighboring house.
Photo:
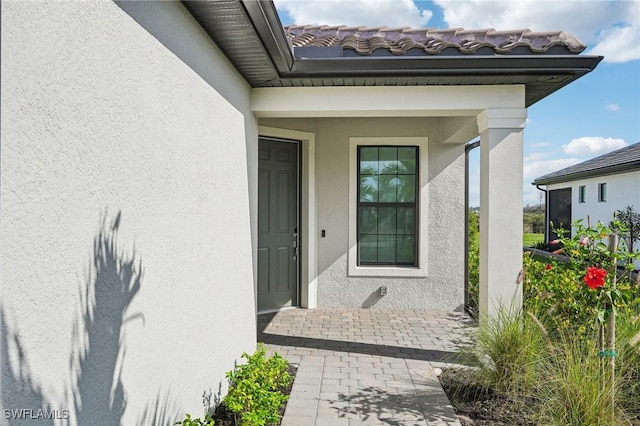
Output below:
[1,0,601,422]
[533,142,640,270]
[533,142,640,241]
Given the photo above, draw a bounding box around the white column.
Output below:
[477,108,527,321]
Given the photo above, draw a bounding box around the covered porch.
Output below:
[254,85,528,319]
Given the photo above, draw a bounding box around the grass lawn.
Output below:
[523,233,543,247]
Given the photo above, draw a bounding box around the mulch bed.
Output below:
[438,368,537,426]
[210,364,298,426]
[440,367,640,425]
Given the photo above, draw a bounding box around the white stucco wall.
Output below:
[260,117,466,311]
[547,171,640,228]
[1,1,257,424]
[548,170,640,267]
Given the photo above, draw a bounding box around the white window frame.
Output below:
[578,185,586,203]
[598,182,607,202]
[348,137,428,277]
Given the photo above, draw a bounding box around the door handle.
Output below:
[293,232,298,261]
[293,229,298,260]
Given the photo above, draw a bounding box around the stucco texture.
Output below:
[260,117,466,311]
[1,1,257,424]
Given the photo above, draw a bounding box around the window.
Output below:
[598,183,607,202]
[578,185,586,203]
[348,137,428,278]
[357,146,418,266]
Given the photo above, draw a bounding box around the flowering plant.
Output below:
[584,266,606,290]
[553,220,637,325]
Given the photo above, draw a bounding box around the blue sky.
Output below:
[274,0,640,206]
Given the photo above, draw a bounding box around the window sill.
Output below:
[348,265,427,278]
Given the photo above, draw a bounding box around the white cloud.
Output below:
[275,0,639,63]
[432,0,639,63]
[529,142,552,148]
[562,137,627,156]
[523,155,582,181]
[604,101,621,111]
[523,155,582,205]
[274,0,432,27]
[589,23,640,63]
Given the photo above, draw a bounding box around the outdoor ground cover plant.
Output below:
[177,346,295,426]
[446,217,640,425]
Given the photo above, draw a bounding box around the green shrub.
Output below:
[523,254,601,335]
[175,413,215,426]
[532,240,550,251]
[467,209,479,313]
[223,345,292,426]
[525,219,639,337]
[524,241,640,422]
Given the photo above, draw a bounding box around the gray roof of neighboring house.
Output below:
[183,0,602,107]
[532,142,640,186]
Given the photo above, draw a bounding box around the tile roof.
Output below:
[286,25,586,56]
[533,142,640,185]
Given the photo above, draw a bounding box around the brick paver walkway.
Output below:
[258,308,476,426]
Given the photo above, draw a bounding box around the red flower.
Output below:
[579,237,589,246]
[584,267,607,289]
[545,264,553,271]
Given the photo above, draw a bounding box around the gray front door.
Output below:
[257,138,299,311]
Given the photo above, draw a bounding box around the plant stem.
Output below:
[607,232,618,418]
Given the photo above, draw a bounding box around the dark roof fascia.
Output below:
[288,55,600,75]
[532,162,640,186]
[288,55,601,106]
[240,0,294,72]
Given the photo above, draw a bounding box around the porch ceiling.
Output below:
[183,0,602,108]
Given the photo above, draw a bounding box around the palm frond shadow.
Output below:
[70,212,144,425]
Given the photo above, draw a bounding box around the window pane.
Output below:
[379,176,399,202]
[360,147,378,175]
[397,207,415,235]
[356,145,418,267]
[360,176,378,202]
[359,235,378,263]
[379,147,398,174]
[397,236,415,263]
[397,175,415,202]
[599,183,607,202]
[378,207,396,235]
[378,235,396,263]
[359,207,378,234]
[398,147,416,174]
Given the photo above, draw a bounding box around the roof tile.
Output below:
[286,25,586,56]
